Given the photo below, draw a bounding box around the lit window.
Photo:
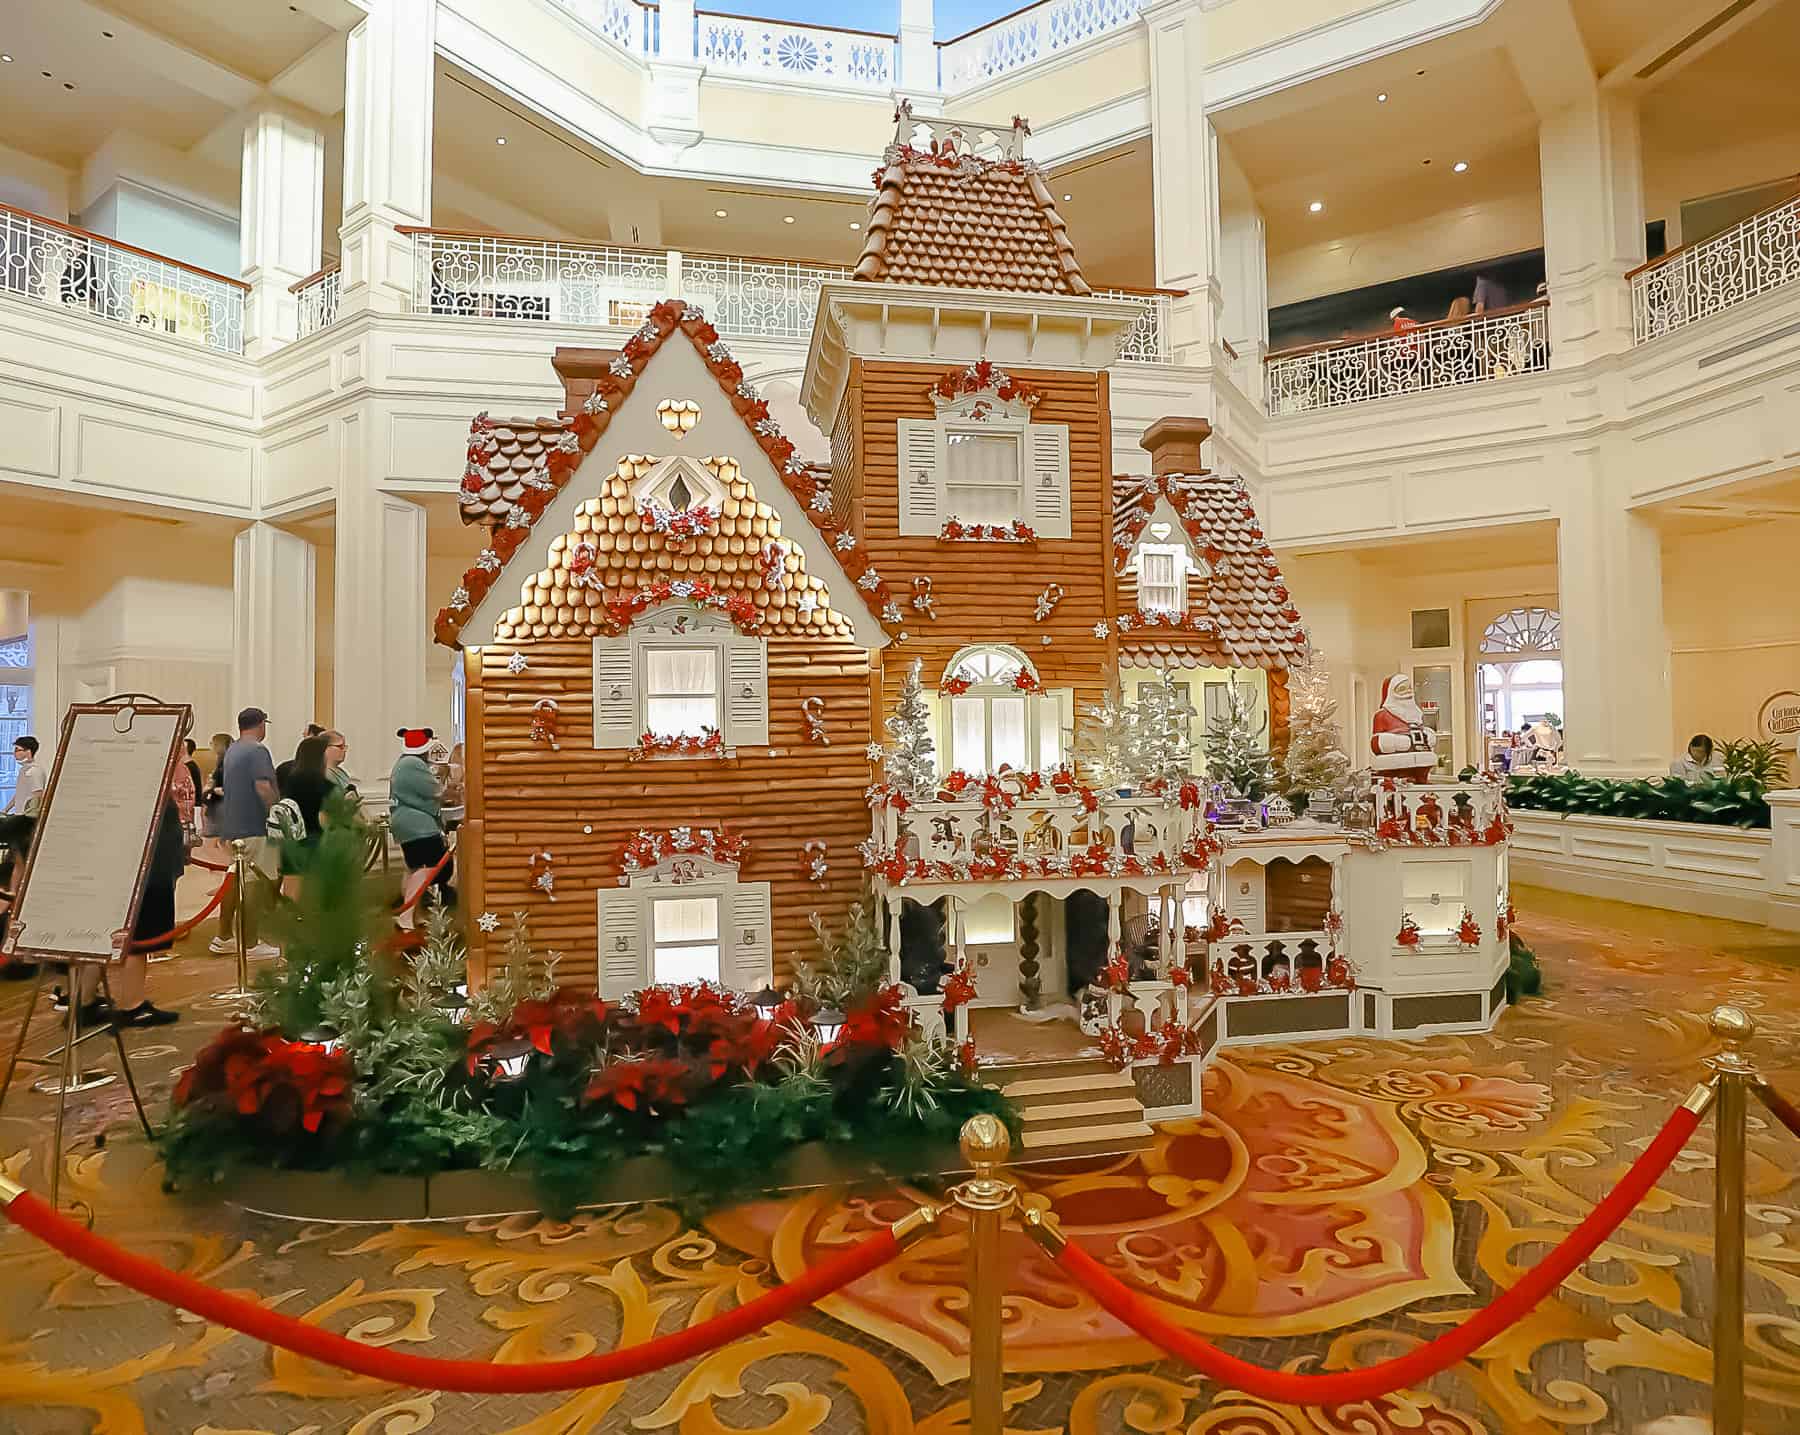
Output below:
[944,431,1022,526]
[1401,861,1468,936]
[1182,872,1209,930]
[652,895,720,984]
[1139,544,1185,614]
[943,647,1050,775]
[961,893,1015,945]
[645,647,719,737]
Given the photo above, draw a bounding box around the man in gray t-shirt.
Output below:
[211,707,281,956]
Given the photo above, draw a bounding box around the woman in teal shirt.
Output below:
[390,728,451,929]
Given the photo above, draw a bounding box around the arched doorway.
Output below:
[1475,606,1563,753]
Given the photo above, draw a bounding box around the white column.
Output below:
[333,482,427,796]
[647,0,703,149]
[339,0,435,318]
[233,523,317,758]
[1539,89,1644,366]
[1555,469,1670,776]
[898,0,938,97]
[661,0,695,61]
[1144,0,1222,365]
[239,103,325,357]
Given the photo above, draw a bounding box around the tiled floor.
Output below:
[0,878,1796,1433]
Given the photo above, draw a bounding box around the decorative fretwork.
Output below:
[1018,893,1042,1010]
[679,253,853,342]
[0,205,245,355]
[294,267,340,337]
[1096,289,1172,364]
[546,0,647,52]
[939,0,1145,93]
[1265,304,1549,416]
[1480,607,1561,656]
[697,13,894,90]
[1632,193,1800,343]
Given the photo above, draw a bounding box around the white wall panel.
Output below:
[0,388,61,480]
[74,413,254,511]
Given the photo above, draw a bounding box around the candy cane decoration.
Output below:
[802,841,829,885]
[911,576,937,619]
[1034,582,1064,621]
[801,696,829,745]
[567,539,604,592]
[530,698,561,751]
[529,849,556,901]
[759,541,785,590]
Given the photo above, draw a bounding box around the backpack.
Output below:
[266,797,306,845]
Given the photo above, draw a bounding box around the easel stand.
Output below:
[0,963,155,1206]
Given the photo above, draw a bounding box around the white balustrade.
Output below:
[1631,193,1800,343]
[1265,303,1549,416]
[1208,931,1333,984]
[550,0,650,53]
[294,267,341,337]
[679,252,856,341]
[870,790,1192,881]
[939,0,1144,92]
[1369,778,1507,843]
[697,12,894,90]
[0,205,246,355]
[1097,288,1172,363]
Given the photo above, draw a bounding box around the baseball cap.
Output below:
[238,706,269,729]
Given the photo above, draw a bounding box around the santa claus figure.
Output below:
[1370,673,1438,781]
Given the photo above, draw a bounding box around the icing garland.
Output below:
[938,517,1036,544]
[628,729,724,762]
[637,500,719,539]
[620,826,746,875]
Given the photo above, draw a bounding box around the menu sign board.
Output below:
[2,704,188,964]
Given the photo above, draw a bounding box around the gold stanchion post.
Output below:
[1707,1004,1756,1435]
[952,1115,1016,1435]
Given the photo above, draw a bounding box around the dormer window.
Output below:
[668,473,696,512]
[1139,544,1187,615]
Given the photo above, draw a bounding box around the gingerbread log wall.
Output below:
[469,634,874,986]
[853,358,1116,713]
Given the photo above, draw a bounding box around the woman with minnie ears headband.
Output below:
[389,727,451,929]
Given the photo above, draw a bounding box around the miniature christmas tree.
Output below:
[1130,671,1195,791]
[1281,651,1351,801]
[882,659,937,799]
[1205,682,1276,799]
[1075,667,1136,791]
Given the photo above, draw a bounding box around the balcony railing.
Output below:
[393,226,1172,358]
[1264,301,1549,416]
[938,0,1144,91]
[697,12,895,90]
[0,202,246,355]
[1630,189,1800,344]
[292,265,341,338]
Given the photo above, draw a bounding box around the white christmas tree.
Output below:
[1281,651,1351,797]
[883,659,937,800]
[1131,671,1195,790]
[1205,682,1276,799]
[1075,668,1136,791]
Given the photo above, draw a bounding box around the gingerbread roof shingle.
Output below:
[435,300,896,649]
[1111,473,1308,672]
[852,104,1090,296]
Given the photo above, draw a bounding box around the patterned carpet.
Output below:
[0,880,1797,1434]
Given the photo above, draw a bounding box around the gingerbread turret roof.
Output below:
[852,102,1090,295]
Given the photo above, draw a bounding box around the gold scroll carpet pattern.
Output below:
[0,882,1797,1433]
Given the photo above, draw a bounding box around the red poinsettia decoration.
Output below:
[1208,959,1232,996]
[629,728,724,762]
[941,964,978,1016]
[1395,915,1422,947]
[956,1038,979,1079]
[940,676,974,697]
[585,1057,691,1113]
[1011,668,1043,694]
[937,518,1036,544]
[831,986,911,1055]
[1101,949,1133,992]
[1456,908,1484,947]
[174,1027,353,1137]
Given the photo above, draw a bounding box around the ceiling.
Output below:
[88,0,336,86]
[1284,519,1560,570]
[1640,0,1800,164]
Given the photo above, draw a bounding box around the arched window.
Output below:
[1481,607,1560,655]
[1477,607,1562,734]
[940,644,1060,775]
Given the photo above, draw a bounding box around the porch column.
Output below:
[1144,0,1222,364]
[239,103,325,357]
[952,895,967,969]
[233,523,316,759]
[339,0,435,318]
[887,894,903,983]
[898,0,939,97]
[1540,89,1644,365]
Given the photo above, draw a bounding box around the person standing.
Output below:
[323,730,357,800]
[1472,270,1505,313]
[278,735,335,894]
[209,707,280,958]
[199,732,230,839]
[182,739,205,839]
[390,727,451,930]
[4,736,46,817]
[110,775,184,1027]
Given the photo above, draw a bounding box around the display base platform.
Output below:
[213,1139,964,1224]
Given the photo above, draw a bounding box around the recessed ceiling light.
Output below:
[1452,160,1468,173]
[495,136,506,145]
[102,30,114,38]
[1308,201,1324,213]
[782,215,795,224]
[1062,193,1072,201]
[1377,92,1388,102]
[0,54,12,62]
[62,81,75,90]
[1422,158,1432,166]
[714,208,728,218]
[849,221,861,230]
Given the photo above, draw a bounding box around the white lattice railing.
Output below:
[1631,192,1800,344]
[696,12,894,90]
[292,266,341,337]
[551,0,651,53]
[1098,288,1173,363]
[1264,302,1549,416]
[939,0,1144,92]
[0,203,246,355]
[679,251,855,341]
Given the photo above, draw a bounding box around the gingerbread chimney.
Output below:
[1139,416,1212,476]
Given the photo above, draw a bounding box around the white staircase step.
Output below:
[1002,1070,1137,1102]
[1021,1097,1145,1130]
[1019,1120,1155,1156]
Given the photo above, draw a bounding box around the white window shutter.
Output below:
[592,637,637,748]
[1026,423,1071,538]
[727,881,774,990]
[897,419,943,536]
[725,637,769,747]
[597,888,647,997]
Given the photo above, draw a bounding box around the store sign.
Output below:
[1758,691,1800,747]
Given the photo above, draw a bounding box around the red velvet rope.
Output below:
[1756,1080,1800,1142]
[1052,1097,1703,1406]
[394,848,454,915]
[128,874,234,953]
[190,856,232,873]
[0,1189,900,1393]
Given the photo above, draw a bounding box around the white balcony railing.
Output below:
[1630,191,1800,344]
[938,0,1144,91]
[293,266,341,338]
[549,0,651,53]
[396,227,1174,357]
[1264,302,1549,416]
[697,12,895,90]
[0,203,246,355]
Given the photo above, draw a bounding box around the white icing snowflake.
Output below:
[834,532,857,552]
[551,431,580,453]
[670,579,695,598]
[880,600,903,623]
[736,381,759,400]
[608,355,634,377]
[681,305,706,322]
[865,743,885,762]
[477,550,502,573]
[464,460,486,481]
[582,390,608,415]
[506,651,529,674]
[477,912,500,933]
[522,469,553,491]
[857,570,881,590]
[753,418,780,437]
[634,322,660,344]
[505,507,531,529]
[1093,620,1110,638]
[796,591,818,615]
[809,490,831,512]
[450,587,471,609]
[705,341,733,363]
[783,457,806,475]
